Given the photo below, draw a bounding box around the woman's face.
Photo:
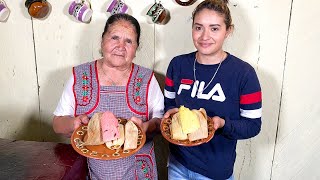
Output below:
[101,20,138,67]
[192,9,231,57]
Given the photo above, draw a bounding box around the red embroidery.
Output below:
[132,68,144,106]
[82,72,89,102]
[136,155,153,180]
[78,66,93,106]
[135,96,141,103]
[82,85,89,90]
[126,65,149,116]
[82,75,88,80]
[82,96,88,102]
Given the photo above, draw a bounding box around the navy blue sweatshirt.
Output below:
[164,52,262,180]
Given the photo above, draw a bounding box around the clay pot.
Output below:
[25,0,49,19]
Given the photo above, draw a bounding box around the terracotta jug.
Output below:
[25,0,49,19]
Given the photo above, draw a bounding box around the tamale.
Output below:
[170,113,188,140]
[179,106,200,134]
[84,112,104,145]
[105,140,113,149]
[110,124,125,149]
[124,120,138,150]
[188,109,208,141]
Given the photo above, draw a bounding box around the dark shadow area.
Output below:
[153,134,169,180]
[38,66,73,143]
[0,138,87,179]
[154,69,168,180]
[0,109,64,142]
[154,70,166,91]
[54,143,88,180]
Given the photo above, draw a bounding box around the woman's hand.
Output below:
[163,108,179,119]
[129,116,161,140]
[74,114,90,130]
[53,114,89,138]
[211,116,225,130]
[129,117,148,133]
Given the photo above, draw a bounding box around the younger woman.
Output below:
[164,0,262,179]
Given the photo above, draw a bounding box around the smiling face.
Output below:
[192,8,231,60]
[101,20,138,68]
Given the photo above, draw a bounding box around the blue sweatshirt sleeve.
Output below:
[222,66,262,139]
[164,59,177,112]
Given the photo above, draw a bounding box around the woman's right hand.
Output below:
[164,108,179,119]
[53,115,89,137]
[73,114,89,130]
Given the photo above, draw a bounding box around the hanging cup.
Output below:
[146,2,170,25]
[106,0,128,15]
[25,0,50,19]
[146,2,158,18]
[68,0,93,23]
[0,1,10,22]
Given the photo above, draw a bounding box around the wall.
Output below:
[1,0,320,179]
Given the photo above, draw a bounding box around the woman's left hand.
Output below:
[129,116,149,134]
[211,116,225,130]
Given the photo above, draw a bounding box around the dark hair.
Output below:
[102,13,141,46]
[192,0,233,30]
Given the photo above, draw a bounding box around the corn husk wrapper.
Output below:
[124,120,138,150]
[179,106,200,134]
[188,108,208,141]
[84,113,104,145]
[170,113,188,140]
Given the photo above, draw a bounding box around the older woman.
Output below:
[53,13,164,179]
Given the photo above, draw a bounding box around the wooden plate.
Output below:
[71,118,146,160]
[160,117,215,146]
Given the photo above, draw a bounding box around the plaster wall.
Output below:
[1,0,319,179]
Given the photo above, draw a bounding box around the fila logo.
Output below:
[177,80,226,101]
